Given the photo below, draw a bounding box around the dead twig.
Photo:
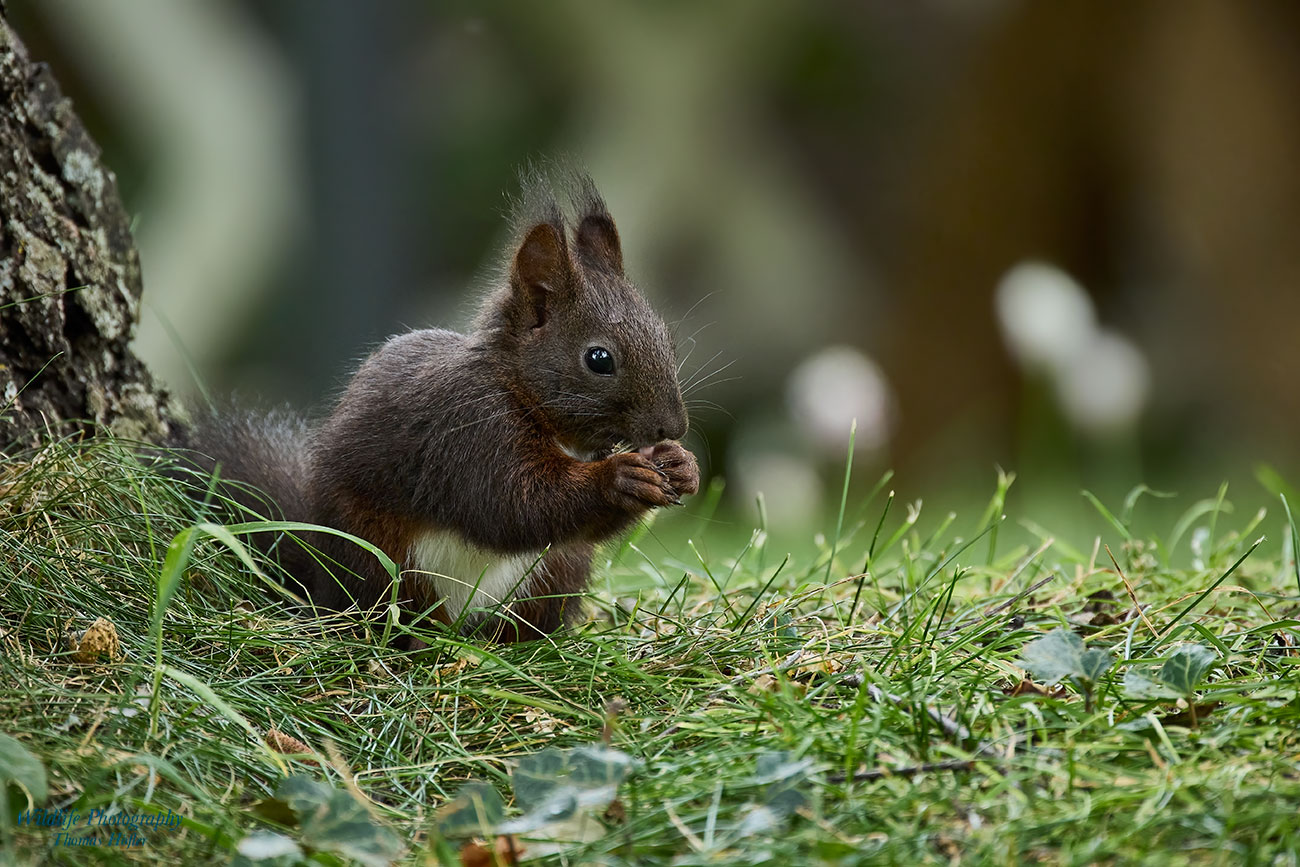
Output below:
[827,758,981,784]
[1105,545,1159,637]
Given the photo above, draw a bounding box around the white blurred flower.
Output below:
[729,448,823,530]
[995,262,1096,371]
[1056,329,1150,435]
[786,345,894,453]
[995,261,1149,435]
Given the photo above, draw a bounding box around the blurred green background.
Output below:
[11,1,1300,550]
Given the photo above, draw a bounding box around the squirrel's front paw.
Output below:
[606,452,678,510]
[647,441,699,497]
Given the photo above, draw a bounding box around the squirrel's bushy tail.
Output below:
[172,405,314,525]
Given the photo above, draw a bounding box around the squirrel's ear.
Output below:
[509,222,571,330]
[575,213,624,277]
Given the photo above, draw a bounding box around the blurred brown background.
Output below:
[11,0,1300,531]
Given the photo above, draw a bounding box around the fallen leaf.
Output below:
[1161,702,1221,728]
[459,840,491,867]
[792,654,849,681]
[439,654,483,677]
[522,709,560,734]
[460,836,523,867]
[1003,679,1067,699]
[72,618,120,663]
[266,729,318,765]
[602,798,626,824]
[933,833,961,860]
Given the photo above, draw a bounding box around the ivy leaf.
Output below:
[274,775,333,818]
[753,752,813,787]
[1124,644,1218,703]
[1078,647,1114,683]
[261,775,403,866]
[0,733,47,807]
[497,788,579,835]
[734,752,813,840]
[511,748,568,812]
[1123,669,1181,700]
[1019,629,1111,687]
[1158,644,1216,695]
[512,745,637,813]
[566,745,637,793]
[500,744,638,835]
[297,789,403,867]
[235,831,303,861]
[735,804,782,837]
[765,782,808,818]
[755,751,811,819]
[1018,629,1083,684]
[435,782,505,839]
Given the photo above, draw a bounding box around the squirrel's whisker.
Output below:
[682,355,736,393]
[679,348,726,389]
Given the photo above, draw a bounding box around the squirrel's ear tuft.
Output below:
[575,214,624,276]
[572,175,624,276]
[509,222,570,330]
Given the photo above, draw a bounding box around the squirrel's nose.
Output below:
[648,399,688,444]
[658,418,687,442]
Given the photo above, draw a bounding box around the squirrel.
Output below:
[177,173,700,643]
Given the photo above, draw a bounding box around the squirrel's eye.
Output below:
[584,346,615,376]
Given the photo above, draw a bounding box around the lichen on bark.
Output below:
[0,11,173,446]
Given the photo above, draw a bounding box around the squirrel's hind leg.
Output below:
[483,544,594,643]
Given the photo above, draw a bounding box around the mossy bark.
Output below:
[0,10,172,447]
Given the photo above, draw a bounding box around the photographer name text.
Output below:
[17,806,182,848]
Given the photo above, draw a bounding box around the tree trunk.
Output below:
[0,10,172,448]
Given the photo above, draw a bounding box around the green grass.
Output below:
[1,435,1299,865]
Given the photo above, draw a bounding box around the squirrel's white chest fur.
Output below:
[407,530,541,625]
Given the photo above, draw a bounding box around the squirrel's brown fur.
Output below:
[178,172,699,642]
